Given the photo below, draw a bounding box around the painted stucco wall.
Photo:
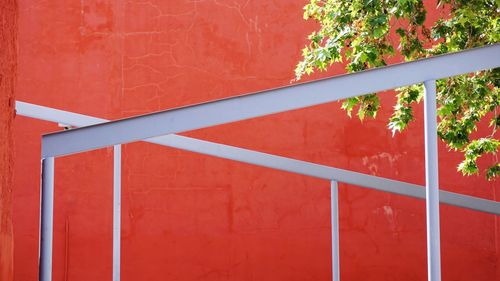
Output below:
[12,1,499,280]
[1,1,17,280]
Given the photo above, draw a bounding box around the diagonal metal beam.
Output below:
[40,44,500,157]
[17,101,500,215]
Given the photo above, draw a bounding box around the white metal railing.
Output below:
[41,44,500,158]
[16,101,499,213]
[15,43,500,281]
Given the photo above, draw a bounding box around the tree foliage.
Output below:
[295,0,499,180]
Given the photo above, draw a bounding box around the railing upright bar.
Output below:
[113,145,122,281]
[423,80,442,281]
[39,157,55,281]
[331,180,340,281]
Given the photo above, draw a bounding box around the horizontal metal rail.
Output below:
[17,101,500,215]
[41,44,500,157]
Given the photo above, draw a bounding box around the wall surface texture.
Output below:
[12,1,499,281]
[1,1,17,280]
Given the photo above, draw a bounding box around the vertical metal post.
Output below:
[424,80,441,281]
[113,145,121,281]
[40,157,55,281]
[331,180,340,281]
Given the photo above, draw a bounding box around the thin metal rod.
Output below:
[40,44,500,157]
[113,145,121,281]
[17,101,500,215]
[331,181,340,281]
[424,80,441,281]
[40,157,54,281]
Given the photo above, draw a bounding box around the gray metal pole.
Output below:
[424,80,441,281]
[331,180,340,281]
[40,157,54,281]
[113,145,121,281]
[40,45,500,158]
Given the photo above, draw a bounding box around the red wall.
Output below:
[13,1,499,280]
[0,1,17,280]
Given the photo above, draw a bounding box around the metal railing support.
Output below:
[21,44,499,281]
[40,157,54,281]
[113,145,122,281]
[40,45,500,158]
[331,180,340,281]
[424,80,441,281]
[17,101,500,216]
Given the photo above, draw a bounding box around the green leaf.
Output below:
[373,27,384,38]
[295,0,499,180]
